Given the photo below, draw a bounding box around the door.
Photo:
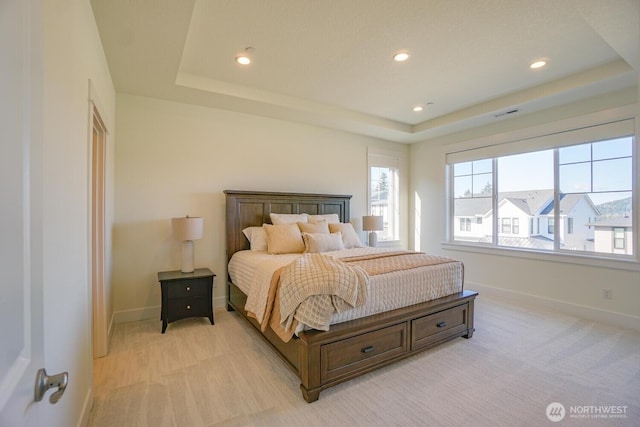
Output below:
[0,0,51,424]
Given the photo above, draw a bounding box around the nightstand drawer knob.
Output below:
[186,286,191,291]
[436,321,447,328]
[186,305,191,310]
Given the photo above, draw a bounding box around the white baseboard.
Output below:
[113,305,161,324]
[214,295,227,310]
[113,299,228,325]
[468,282,640,331]
[77,387,92,427]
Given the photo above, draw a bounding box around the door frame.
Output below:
[88,80,109,359]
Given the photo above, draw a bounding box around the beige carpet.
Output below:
[89,296,639,427]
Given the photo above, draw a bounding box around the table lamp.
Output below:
[362,215,383,247]
[172,216,203,273]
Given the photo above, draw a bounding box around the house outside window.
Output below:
[446,119,635,258]
[452,159,493,242]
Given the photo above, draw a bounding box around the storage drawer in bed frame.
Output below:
[228,280,477,402]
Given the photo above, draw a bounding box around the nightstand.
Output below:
[157,268,215,333]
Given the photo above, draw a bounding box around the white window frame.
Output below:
[443,106,639,271]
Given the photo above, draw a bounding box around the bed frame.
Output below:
[224,190,477,402]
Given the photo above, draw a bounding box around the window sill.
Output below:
[441,241,640,272]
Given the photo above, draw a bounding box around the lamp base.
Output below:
[368,231,378,247]
[181,240,194,273]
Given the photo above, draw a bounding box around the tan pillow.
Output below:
[263,223,305,254]
[270,213,309,225]
[328,222,363,248]
[303,232,345,253]
[242,226,268,251]
[308,214,340,224]
[297,220,329,234]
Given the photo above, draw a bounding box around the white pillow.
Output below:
[263,223,305,254]
[302,232,345,253]
[242,226,268,251]
[270,213,309,225]
[297,220,329,234]
[308,214,340,224]
[328,222,364,248]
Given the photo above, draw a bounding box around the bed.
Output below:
[224,190,477,402]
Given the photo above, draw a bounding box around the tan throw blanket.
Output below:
[260,253,368,342]
[340,251,461,276]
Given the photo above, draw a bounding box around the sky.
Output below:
[455,136,633,206]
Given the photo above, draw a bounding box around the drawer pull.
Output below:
[436,321,447,328]
[186,286,191,291]
[186,305,191,310]
[361,346,374,354]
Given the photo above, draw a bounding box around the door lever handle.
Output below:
[34,368,69,404]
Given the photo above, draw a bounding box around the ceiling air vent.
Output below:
[494,109,519,118]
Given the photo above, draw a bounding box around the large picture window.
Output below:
[447,119,635,259]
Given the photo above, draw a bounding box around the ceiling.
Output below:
[90,0,639,143]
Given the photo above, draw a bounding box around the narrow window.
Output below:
[613,227,625,250]
[501,218,511,234]
[368,151,400,242]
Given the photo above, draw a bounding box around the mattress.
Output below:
[228,247,463,331]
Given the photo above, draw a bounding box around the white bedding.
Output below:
[228,247,463,332]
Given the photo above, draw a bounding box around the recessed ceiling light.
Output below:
[236,55,251,65]
[529,59,547,69]
[236,47,255,65]
[412,105,424,112]
[393,51,410,62]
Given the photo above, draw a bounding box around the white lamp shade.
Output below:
[362,215,383,231]
[172,216,203,241]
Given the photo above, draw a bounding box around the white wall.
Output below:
[410,89,640,329]
[112,94,409,322]
[42,0,116,425]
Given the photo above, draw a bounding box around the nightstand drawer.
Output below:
[166,277,210,298]
[321,323,408,382]
[167,297,210,321]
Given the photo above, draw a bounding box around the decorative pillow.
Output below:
[302,232,345,253]
[328,222,363,248]
[297,220,329,234]
[242,226,268,251]
[308,214,340,224]
[263,223,305,254]
[270,213,309,225]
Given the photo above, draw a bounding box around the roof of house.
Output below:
[539,193,594,216]
[500,190,553,215]
[456,190,601,218]
[456,190,553,217]
[476,235,555,250]
[588,217,632,227]
[454,197,493,217]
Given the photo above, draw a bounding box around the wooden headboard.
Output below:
[224,190,352,262]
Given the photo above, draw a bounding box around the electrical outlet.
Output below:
[602,289,613,299]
